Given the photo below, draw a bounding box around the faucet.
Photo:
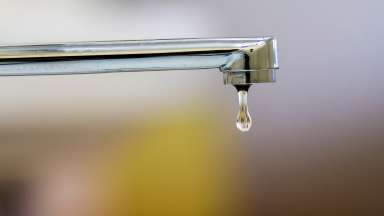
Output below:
[0,37,279,131]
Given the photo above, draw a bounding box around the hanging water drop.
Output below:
[236,88,252,132]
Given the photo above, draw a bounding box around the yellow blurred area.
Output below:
[101,110,237,216]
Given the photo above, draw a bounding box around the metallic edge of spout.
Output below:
[221,37,279,84]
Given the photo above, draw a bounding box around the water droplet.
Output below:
[236,90,252,132]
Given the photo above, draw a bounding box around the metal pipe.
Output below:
[0,37,279,86]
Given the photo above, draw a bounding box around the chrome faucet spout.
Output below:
[0,37,279,86]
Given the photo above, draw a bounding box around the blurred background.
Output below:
[0,0,383,215]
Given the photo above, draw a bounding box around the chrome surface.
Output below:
[0,37,279,85]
